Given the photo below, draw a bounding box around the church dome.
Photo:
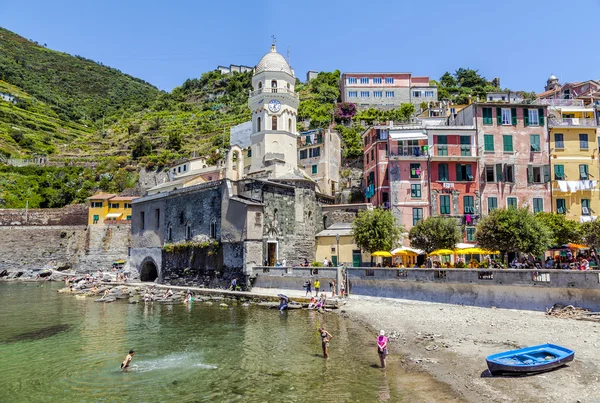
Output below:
[255,44,293,76]
[548,74,557,81]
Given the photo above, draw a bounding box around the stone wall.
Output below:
[346,268,600,311]
[262,181,318,267]
[161,244,225,287]
[0,224,130,272]
[0,204,88,226]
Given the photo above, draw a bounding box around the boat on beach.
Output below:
[486,344,574,375]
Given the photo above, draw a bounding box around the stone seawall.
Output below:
[0,225,131,272]
[0,204,88,226]
[347,279,600,312]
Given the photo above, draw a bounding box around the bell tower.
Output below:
[247,42,301,178]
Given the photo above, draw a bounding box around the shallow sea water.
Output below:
[0,282,457,402]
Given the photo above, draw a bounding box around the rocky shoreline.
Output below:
[53,280,347,312]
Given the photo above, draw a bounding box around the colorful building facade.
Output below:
[454,103,551,215]
[87,193,137,225]
[340,72,437,109]
[544,99,599,221]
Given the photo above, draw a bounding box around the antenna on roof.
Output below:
[271,34,276,46]
[286,46,290,64]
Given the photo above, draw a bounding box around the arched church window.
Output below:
[257,117,262,131]
[271,80,277,93]
[258,81,263,89]
[288,118,292,131]
[287,83,290,90]
[272,116,277,130]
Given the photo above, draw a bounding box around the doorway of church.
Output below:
[267,241,278,266]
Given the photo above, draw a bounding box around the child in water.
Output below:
[121,349,134,370]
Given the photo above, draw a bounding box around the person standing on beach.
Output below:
[314,279,320,295]
[121,349,135,370]
[318,327,333,358]
[377,330,388,368]
[305,279,312,296]
[330,280,336,297]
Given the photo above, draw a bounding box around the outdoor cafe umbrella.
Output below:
[458,247,499,255]
[429,249,455,256]
[371,251,393,257]
[566,243,588,250]
[391,249,418,256]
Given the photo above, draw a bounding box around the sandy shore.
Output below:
[341,295,600,403]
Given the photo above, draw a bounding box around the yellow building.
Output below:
[87,193,137,224]
[315,223,370,267]
[548,101,599,222]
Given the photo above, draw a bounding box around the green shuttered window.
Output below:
[484,134,494,152]
[503,135,513,152]
[440,195,450,214]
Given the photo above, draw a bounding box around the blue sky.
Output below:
[2,0,600,92]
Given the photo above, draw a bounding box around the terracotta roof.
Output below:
[109,196,139,202]
[537,88,560,98]
[87,193,116,200]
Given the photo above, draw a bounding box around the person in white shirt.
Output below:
[323,257,329,267]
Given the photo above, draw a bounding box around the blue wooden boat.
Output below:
[486,344,574,375]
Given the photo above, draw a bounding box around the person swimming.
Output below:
[121,349,134,370]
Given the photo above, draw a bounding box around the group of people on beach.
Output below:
[303,278,344,297]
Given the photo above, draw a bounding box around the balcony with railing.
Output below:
[249,87,299,98]
[389,145,429,158]
[534,99,584,106]
[549,117,598,127]
[430,144,478,159]
[298,134,323,147]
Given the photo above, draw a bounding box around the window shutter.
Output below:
[543,165,550,182]
[496,108,502,125]
[511,108,517,125]
[466,164,472,180]
[495,163,503,182]
[455,164,462,181]
[538,108,545,126]
[527,166,534,183]
[523,109,529,126]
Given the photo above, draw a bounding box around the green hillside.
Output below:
[0,27,161,123]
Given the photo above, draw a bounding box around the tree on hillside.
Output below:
[436,68,498,103]
[535,212,581,247]
[408,217,461,254]
[131,135,152,159]
[167,132,182,151]
[352,209,403,254]
[581,220,600,267]
[476,208,550,258]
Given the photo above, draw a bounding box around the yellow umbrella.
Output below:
[429,249,455,256]
[566,243,587,250]
[371,251,393,257]
[392,249,417,256]
[455,247,499,254]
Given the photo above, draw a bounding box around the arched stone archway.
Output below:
[140,260,158,282]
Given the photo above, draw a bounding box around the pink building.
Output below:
[363,126,390,207]
[428,127,479,242]
[340,72,437,108]
[453,103,551,214]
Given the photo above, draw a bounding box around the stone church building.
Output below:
[130,44,334,286]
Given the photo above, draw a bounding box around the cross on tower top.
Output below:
[271,35,276,46]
